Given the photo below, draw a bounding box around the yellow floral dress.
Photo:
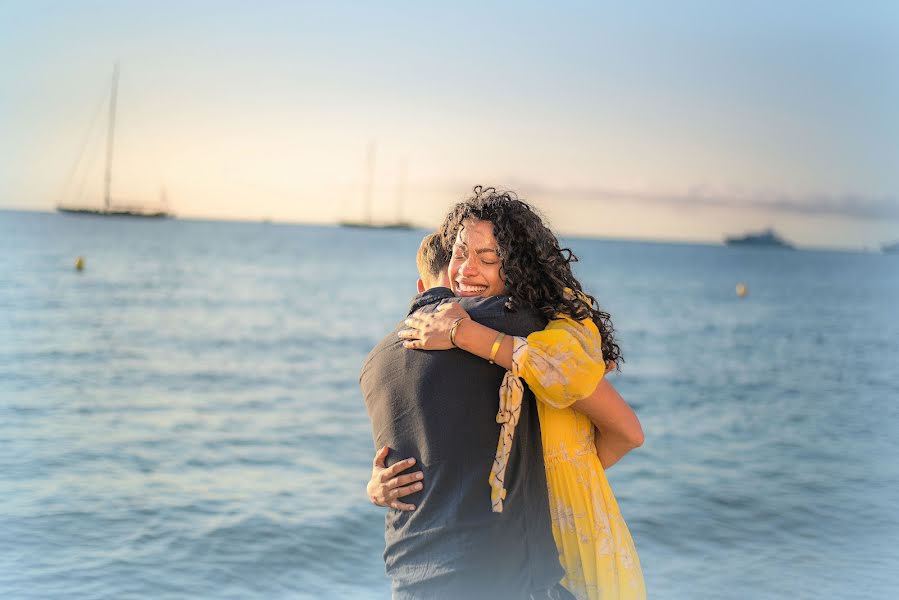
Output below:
[493,313,646,600]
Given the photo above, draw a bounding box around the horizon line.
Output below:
[2,206,892,254]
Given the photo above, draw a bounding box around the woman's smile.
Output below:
[455,280,489,296]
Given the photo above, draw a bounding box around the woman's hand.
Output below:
[398,302,470,350]
[367,446,424,511]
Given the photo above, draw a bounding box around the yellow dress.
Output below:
[515,314,646,600]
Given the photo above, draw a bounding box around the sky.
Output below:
[1,0,897,249]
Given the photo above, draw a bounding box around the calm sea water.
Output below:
[1,210,898,599]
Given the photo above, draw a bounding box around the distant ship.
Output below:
[725,228,794,249]
[338,143,413,230]
[883,241,899,254]
[57,64,171,219]
[339,220,414,229]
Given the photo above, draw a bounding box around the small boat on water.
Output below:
[339,220,414,229]
[725,228,794,249]
[338,143,413,230]
[57,64,172,219]
[882,241,899,254]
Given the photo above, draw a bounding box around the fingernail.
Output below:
[413,484,422,490]
[415,473,423,480]
[408,458,416,464]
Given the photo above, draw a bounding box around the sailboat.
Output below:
[339,143,413,229]
[57,65,171,218]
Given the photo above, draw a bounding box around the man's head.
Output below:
[416,232,452,292]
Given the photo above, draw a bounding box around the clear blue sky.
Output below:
[1,0,897,248]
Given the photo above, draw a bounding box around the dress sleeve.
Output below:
[513,313,605,409]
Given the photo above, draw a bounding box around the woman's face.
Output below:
[449,218,507,297]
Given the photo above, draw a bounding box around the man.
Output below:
[360,234,571,599]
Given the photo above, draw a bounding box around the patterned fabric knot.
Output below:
[489,336,528,513]
[495,381,521,424]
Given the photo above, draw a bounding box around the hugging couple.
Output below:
[360,186,646,600]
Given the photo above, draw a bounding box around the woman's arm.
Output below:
[399,302,516,368]
[401,303,644,466]
[573,379,644,469]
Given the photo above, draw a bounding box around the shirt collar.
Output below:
[408,286,454,315]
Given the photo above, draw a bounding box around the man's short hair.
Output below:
[416,233,451,281]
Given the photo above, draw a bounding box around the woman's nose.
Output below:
[460,257,478,276]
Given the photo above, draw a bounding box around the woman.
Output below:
[370,187,646,600]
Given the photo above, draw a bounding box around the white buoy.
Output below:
[736,282,748,297]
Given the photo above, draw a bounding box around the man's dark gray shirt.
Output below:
[360,287,564,599]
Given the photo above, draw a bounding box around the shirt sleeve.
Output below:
[513,313,606,409]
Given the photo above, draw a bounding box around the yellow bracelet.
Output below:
[449,316,469,347]
[488,332,506,364]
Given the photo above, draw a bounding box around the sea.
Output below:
[1,209,898,599]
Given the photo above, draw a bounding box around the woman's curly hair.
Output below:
[439,186,622,368]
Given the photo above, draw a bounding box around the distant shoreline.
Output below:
[0,206,887,254]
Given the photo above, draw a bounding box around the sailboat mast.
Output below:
[103,64,119,211]
[395,159,407,224]
[363,141,376,225]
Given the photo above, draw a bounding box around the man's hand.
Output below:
[398,302,470,350]
[367,446,424,511]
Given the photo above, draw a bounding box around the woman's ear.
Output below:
[417,278,425,293]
